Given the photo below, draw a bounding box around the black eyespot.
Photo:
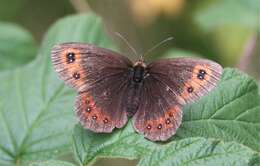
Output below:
[165,118,171,124]
[146,124,152,130]
[197,69,206,80]
[92,115,97,120]
[66,52,75,63]
[86,107,91,112]
[103,118,109,123]
[187,86,194,93]
[197,74,205,80]
[73,72,80,79]
[157,124,162,129]
[199,69,206,75]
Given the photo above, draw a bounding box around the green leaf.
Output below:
[30,160,76,166]
[73,68,260,165]
[0,14,114,166]
[195,0,259,31]
[138,137,259,166]
[0,22,37,70]
[177,68,260,152]
[72,123,157,165]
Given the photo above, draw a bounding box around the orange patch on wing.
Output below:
[60,48,81,72]
[144,106,181,132]
[167,106,181,120]
[179,64,212,102]
[60,48,87,89]
[192,64,212,82]
[78,92,113,127]
[60,48,81,62]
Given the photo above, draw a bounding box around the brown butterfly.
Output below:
[51,42,222,141]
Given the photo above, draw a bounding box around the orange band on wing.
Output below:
[178,64,214,103]
[75,92,121,133]
[134,105,182,141]
[52,47,88,91]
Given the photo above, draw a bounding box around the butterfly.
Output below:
[51,42,222,141]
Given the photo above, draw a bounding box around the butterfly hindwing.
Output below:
[133,75,183,141]
[51,43,133,132]
[75,79,130,133]
[133,58,222,141]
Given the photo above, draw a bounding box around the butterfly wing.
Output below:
[51,43,133,132]
[51,43,132,92]
[133,58,222,141]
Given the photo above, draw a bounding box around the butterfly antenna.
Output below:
[114,32,139,58]
[142,37,174,58]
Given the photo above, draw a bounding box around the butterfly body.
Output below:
[124,61,147,117]
[51,43,222,141]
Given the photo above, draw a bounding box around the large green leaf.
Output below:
[72,123,156,165]
[138,137,259,166]
[73,68,260,165]
[0,14,114,166]
[0,22,37,70]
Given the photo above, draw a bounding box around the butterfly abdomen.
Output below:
[125,82,142,117]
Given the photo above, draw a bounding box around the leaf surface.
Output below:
[0,14,114,166]
[138,137,259,166]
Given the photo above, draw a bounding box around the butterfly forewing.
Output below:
[148,58,223,105]
[51,43,132,92]
[133,57,222,141]
[51,43,133,132]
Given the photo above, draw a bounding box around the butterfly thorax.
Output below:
[132,61,147,83]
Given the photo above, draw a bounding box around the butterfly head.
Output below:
[134,59,146,68]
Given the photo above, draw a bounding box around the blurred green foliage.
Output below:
[0,0,28,20]
[0,22,36,70]
[87,0,259,67]
[196,0,259,31]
